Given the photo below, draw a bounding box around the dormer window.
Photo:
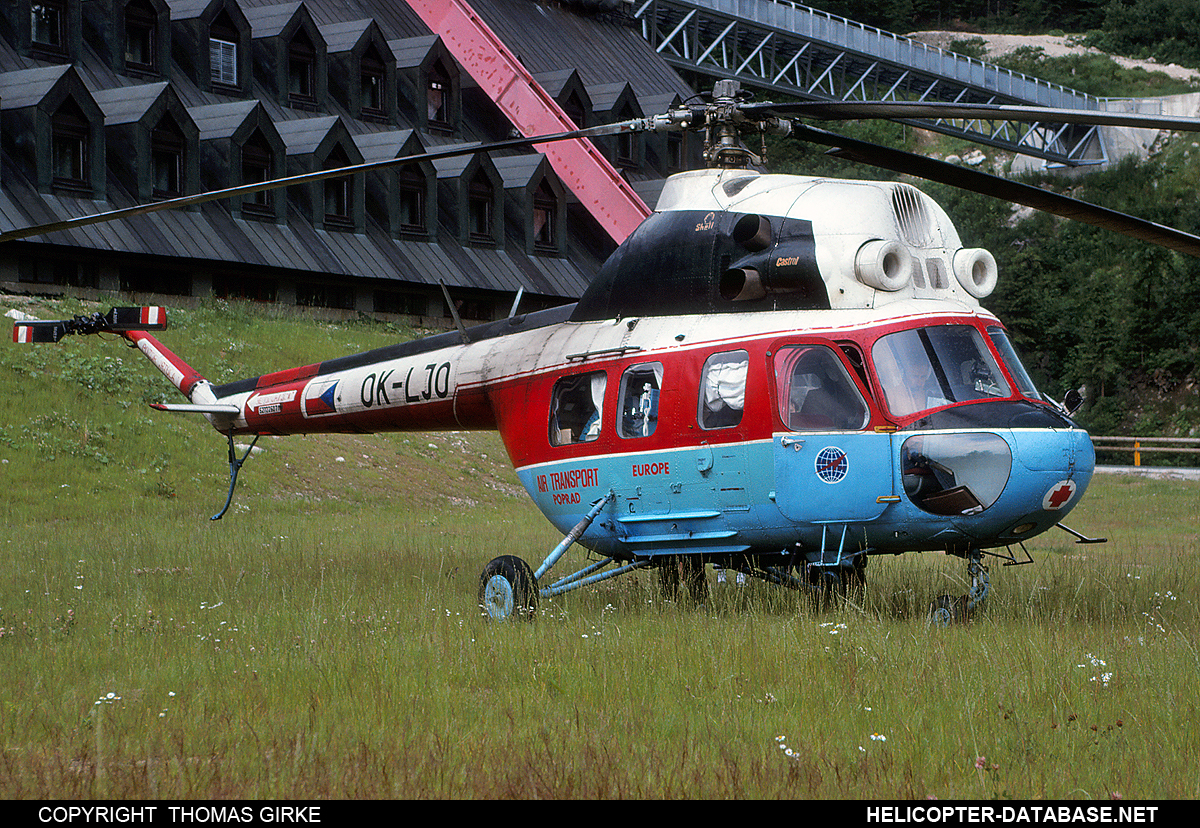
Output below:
[427,59,451,129]
[210,39,237,85]
[563,91,586,129]
[32,2,66,53]
[398,165,426,233]
[210,11,240,88]
[533,180,557,252]
[151,115,185,198]
[668,132,685,172]
[617,110,637,168]
[240,129,274,219]
[288,30,316,104]
[361,45,385,118]
[323,145,353,230]
[124,0,156,71]
[468,169,494,243]
[51,99,90,192]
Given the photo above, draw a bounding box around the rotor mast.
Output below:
[701,80,792,169]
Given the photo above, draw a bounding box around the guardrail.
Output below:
[1090,436,1200,466]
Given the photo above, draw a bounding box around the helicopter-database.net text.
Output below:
[866,806,1158,824]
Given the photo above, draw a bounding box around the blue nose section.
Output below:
[993,428,1096,539]
[1013,425,1094,474]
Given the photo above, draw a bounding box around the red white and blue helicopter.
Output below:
[12,83,1200,622]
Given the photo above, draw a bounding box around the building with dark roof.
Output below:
[1,0,696,324]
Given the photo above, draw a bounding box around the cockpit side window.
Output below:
[698,350,747,429]
[550,371,606,446]
[774,345,870,431]
[872,325,1011,419]
[987,325,1040,400]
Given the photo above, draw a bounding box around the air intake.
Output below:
[892,185,937,248]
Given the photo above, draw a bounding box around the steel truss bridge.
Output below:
[632,0,1108,166]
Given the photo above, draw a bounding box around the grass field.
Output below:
[2,298,1198,799]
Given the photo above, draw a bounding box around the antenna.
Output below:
[438,280,471,344]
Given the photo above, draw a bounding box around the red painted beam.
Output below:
[405,0,652,243]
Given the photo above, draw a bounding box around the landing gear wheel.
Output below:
[479,555,538,621]
[929,594,966,626]
[930,595,954,627]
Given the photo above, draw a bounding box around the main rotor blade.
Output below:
[744,100,1200,133]
[0,118,663,244]
[792,124,1200,258]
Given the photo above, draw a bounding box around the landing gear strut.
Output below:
[930,550,989,626]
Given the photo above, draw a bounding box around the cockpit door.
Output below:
[770,343,894,523]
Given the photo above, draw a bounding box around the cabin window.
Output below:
[872,325,1011,419]
[698,350,747,430]
[618,363,662,438]
[550,371,606,446]
[901,433,1012,516]
[774,345,869,431]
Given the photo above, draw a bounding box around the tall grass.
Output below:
[2,297,1198,798]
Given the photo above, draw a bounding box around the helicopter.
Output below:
[12,81,1200,623]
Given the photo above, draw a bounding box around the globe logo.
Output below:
[815,446,848,483]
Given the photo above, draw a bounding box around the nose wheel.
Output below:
[479,555,538,621]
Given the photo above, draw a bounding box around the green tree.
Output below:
[1087,0,1200,69]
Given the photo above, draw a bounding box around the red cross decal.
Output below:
[1045,482,1075,510]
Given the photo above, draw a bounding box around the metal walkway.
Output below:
[633,0,1107,165]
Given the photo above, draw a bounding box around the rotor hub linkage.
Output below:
[699,79,791,169]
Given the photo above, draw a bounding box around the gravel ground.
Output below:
[907,31,1200,83]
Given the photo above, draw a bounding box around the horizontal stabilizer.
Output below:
[150,402,240,415]
[13,320,71,343]
[107,306,168,331]
[11,307,167,343]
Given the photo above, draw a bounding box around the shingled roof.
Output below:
[0,0,694,319]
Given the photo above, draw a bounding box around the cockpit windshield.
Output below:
[872,325,1011,419]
